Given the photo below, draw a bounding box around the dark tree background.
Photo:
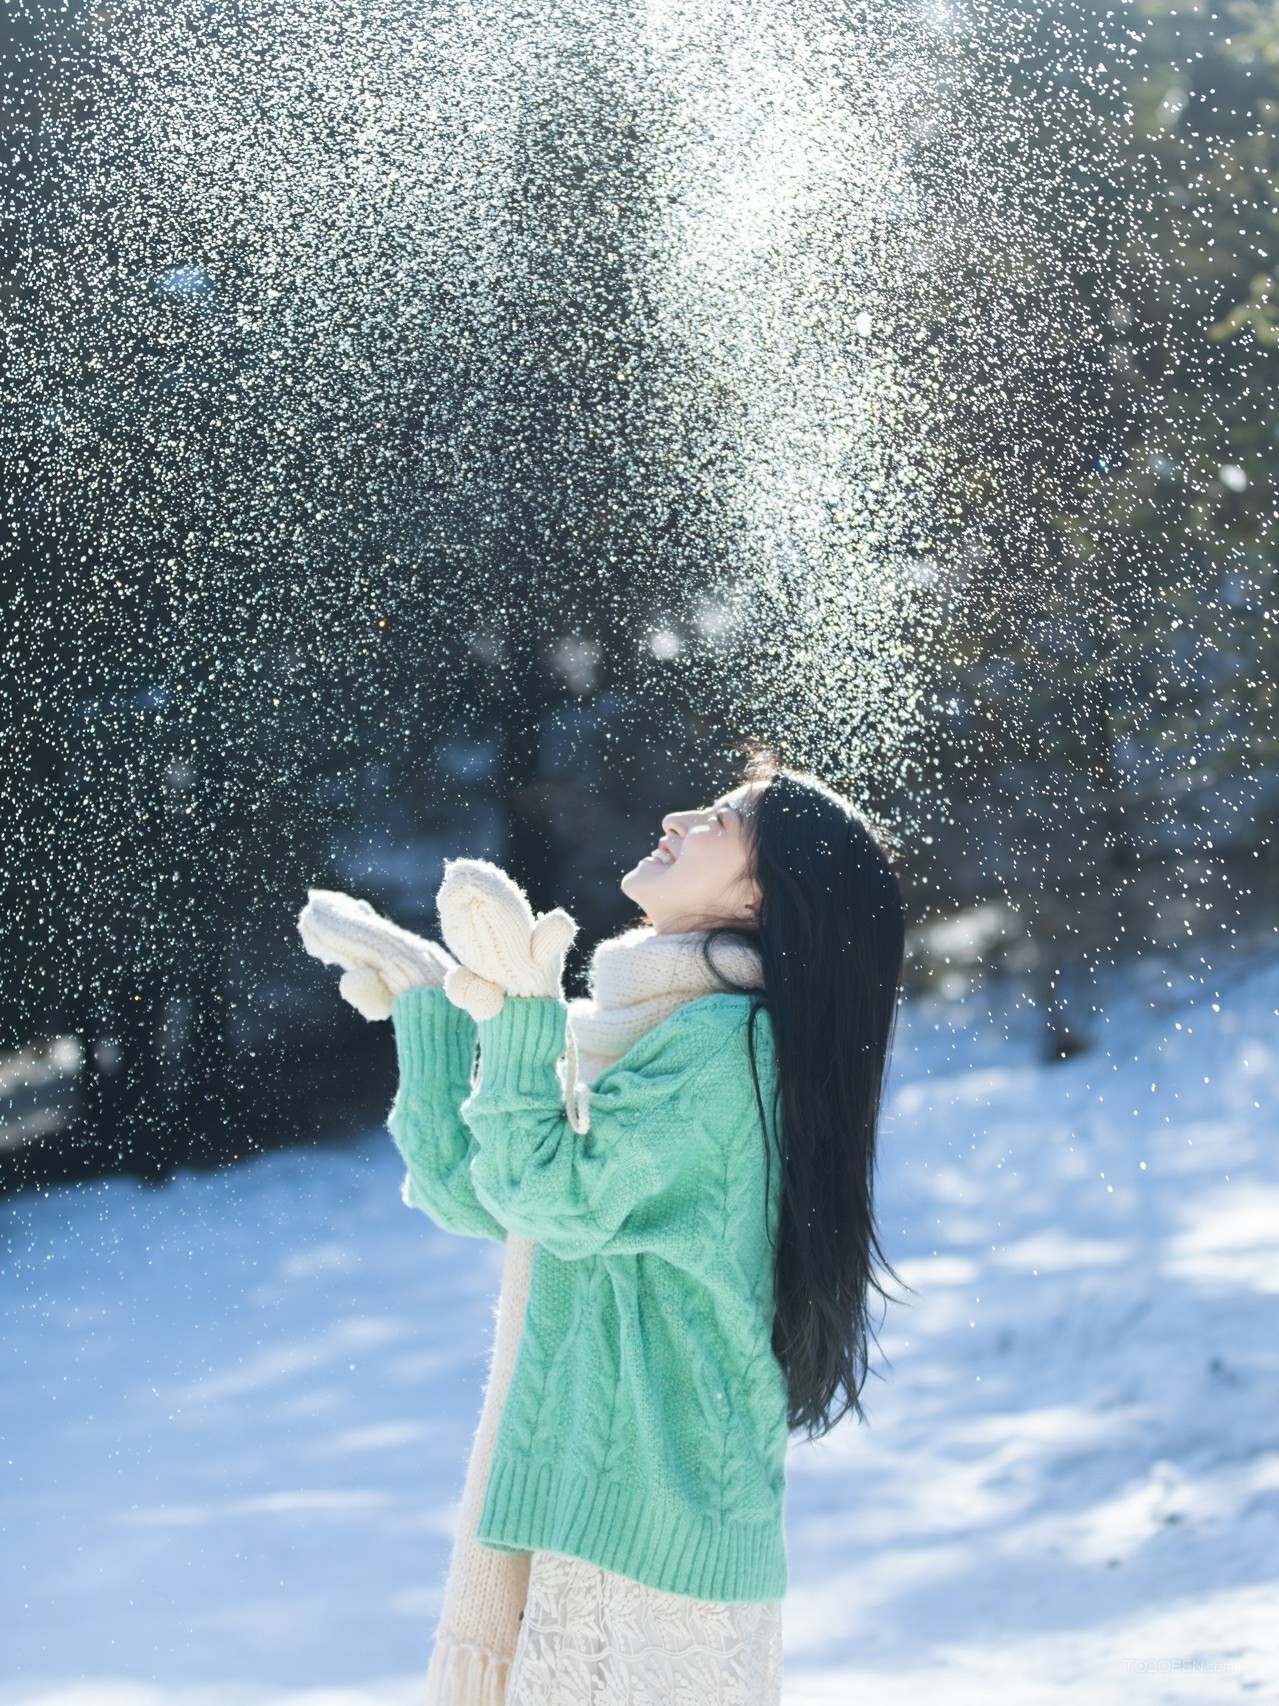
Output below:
[2,0,1275,1191]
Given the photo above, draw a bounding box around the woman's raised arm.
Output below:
[296,886,506,1242]
[388,986,507,1244]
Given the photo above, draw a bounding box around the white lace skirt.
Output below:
[503,1547,784,1706]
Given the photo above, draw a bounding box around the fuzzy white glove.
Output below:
[297,888,457,1022]
[435,859,577,1022]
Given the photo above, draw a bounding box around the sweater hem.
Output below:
[476,1456,787,1604]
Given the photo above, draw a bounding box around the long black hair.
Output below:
[702,749,908,1440]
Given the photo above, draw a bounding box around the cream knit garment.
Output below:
[422,924,764,1706]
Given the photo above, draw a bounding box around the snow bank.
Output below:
[3,950,1275,1703]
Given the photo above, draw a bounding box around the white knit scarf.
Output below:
[423,925,764,1706]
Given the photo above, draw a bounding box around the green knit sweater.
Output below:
[386,984,789,1603]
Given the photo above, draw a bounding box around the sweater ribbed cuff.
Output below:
[475,996,568,1099]
[391,984,478,1088]
[478,1455,788,1603]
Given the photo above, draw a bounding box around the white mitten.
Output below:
[297,888,457,1022]
[435,859,577,1022]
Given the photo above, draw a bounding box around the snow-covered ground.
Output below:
[3,947,1276,1704]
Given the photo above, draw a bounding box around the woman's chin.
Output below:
[620,861,661,902]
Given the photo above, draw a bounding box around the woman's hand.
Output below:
[297,888,457,1021]
[435,858,577,1021]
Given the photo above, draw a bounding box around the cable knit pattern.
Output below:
[468,992,787,1597]
[387,926,784,1703]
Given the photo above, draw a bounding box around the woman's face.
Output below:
[620,782,764,934]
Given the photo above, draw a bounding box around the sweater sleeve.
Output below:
[460,995,736,1262]
[386,985,507,1244]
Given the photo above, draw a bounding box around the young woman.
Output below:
[298,751,907,1706]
